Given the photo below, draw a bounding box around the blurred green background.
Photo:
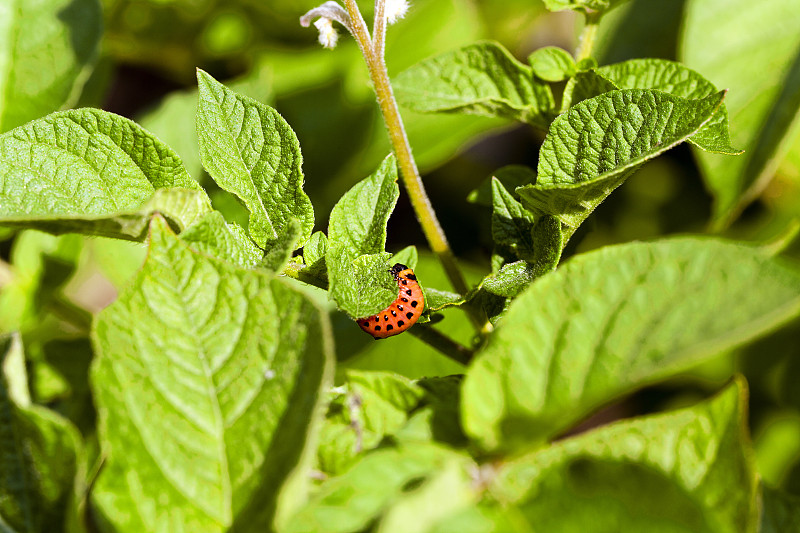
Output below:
[1,0,800,498]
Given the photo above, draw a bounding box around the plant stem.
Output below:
[409,325,474,366]
[341,0,470,298]
[575,11,602,62]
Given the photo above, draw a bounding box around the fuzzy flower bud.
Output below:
[314,17,339,48]
[385,0,409,24]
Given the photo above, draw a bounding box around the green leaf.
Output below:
[463,238,800,450]
[596,58,741,154]
[138,67,275,181]
[286,444,474,533]
[179,211,262,267]
[327,250,397,320]
[317,371,425,476]
[328,155,399,259]
[326,156,401,319]
[761,486,800,533]
[90,217,334,533]
[528,46,576,82]
[262,218,302,273]
[0,108,208,238]
[491,178,536,262]
[391,246,418,271]
[518,89,725,240]
[393,41,555,129]
[489,380,757,533]
[1,333,81,533]
[682,0,800,226]
[196,69,314,248]
[0,0,102,132]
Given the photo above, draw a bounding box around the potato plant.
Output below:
[1,0,800,532]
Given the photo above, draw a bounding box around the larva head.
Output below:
[390,263,407,280]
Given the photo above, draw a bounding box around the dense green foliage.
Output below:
[1,0,800,532]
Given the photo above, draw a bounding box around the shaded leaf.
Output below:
[0,333,81,533]
[467,165,536,207]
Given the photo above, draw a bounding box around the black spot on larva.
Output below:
[411,301,418,307]
[397,320,405,327]
[384,315,389,321]
[401,297,409,303]
[405,289,413,296]
[406,273,416,280]
[406,312,413,319]
[391,310,397,317]
[397,304,404,311]
[401,279,408,285]
[386,325,394,331]
[375,326,381,331]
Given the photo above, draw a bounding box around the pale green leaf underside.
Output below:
[1,334,80,533]
[463,238,800,450]
[90,217,333,533]
[596,58,740,154]
[491,380,756,533]
[519,89,724,239]
[682,0,800,226]
[0,0,102,132]
[0,108,206,238]
[393,41,555,128]
[195,69,314,249]
[761,486,800,533]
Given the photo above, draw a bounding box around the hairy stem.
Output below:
[575,11,602,62]
[341,0,470,298]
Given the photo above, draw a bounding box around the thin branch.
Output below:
[409,325,475,366]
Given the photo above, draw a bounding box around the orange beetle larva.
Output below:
[357,263,424,339]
